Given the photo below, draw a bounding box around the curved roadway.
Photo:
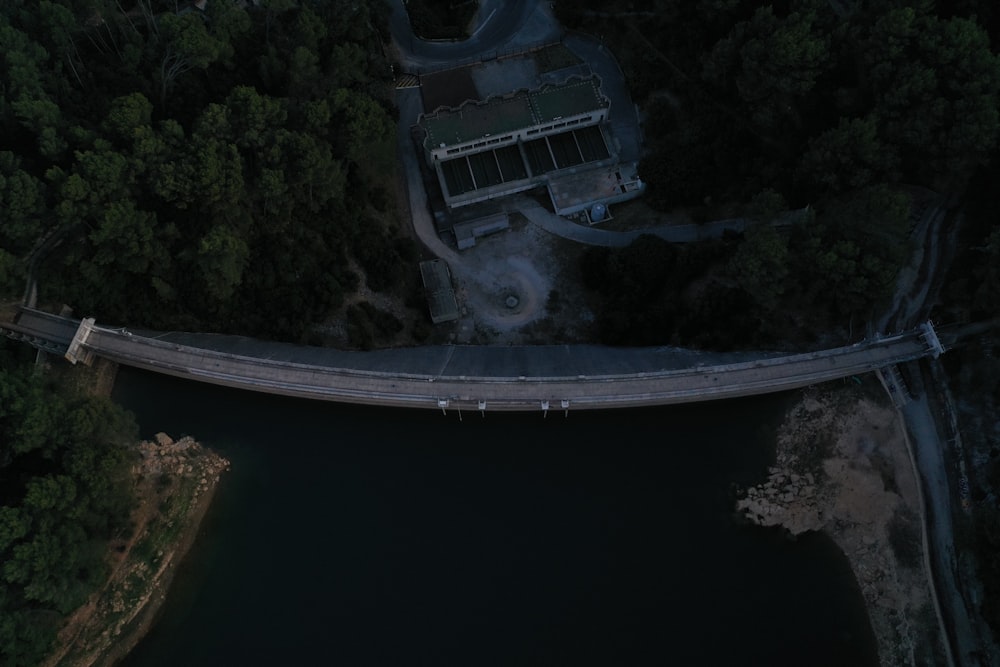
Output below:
[388,0,542,68]
[3,308,936,412]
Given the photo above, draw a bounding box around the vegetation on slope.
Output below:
[0,348,137,667]
[0,0,415,343]
[558,0,1000,206]
[559,0,1000,347]
[581,185,911,348]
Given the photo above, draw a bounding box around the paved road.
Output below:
[388,0,551,70]
[517,198,755,246]
[395,86,459,261]
[871,188,988,666]
[4,308,937,412]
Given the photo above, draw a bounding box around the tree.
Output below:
[704,3,832,132]
[73,145,131,204]
[102,92,153,145]
[790,184,910,318]
[0,153,46,255]
[223,86,286,150]
[155,12,224,103]
[259,0,296,44]
[863,8,1000,178]
[0,0,419,341]
[729,223,790,310]
[192,138,245,209]
[331,88,395,175]
[88,201,165,275]
[0,365,136,666]
[36,1,85,88]
[288,46,321,98]
[194,224,250,304]
[327,42,368,89]
[798,115,899,195]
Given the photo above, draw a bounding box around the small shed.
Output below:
[419,260,460,324]
[453,212,510,249]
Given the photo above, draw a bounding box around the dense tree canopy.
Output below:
[559,0,1000,205]
[0,354,138,667]
[581,184,912,348]
[0,0,408,342]
[561,0,999,347]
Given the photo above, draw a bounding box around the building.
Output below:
[417,74,641,216]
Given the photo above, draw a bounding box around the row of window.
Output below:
[444,134,515,156]
[438,111,606,156]
[525,116,590,136]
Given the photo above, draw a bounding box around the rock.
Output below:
[155,432,174,446]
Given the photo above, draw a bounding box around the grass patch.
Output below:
[533,44,583,74]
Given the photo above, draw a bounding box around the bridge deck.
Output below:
[3,308,935,412]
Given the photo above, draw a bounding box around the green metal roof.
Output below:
[529,78,605,123]
[423,95,534,148]
[421,77,607,149]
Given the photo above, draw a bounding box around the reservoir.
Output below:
[114,366,877,666]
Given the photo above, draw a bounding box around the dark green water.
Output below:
[113,367,877,666]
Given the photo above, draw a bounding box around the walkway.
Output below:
[3,307,944,413]
[516,198,810,246]
[387,0,557,73]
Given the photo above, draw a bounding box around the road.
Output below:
[874,187,993,665]
[387,0,548,70]
[3,308,939,412]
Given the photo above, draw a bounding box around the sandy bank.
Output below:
[736,386,947,666]
[42,434,230,667]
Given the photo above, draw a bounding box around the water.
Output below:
[113,367,877,666]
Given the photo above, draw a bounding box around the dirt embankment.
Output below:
[42,434,230,667]
[736,387,947,666]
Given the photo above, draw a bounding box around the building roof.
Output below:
[529,78,605,123]
[421,76,607,150]
[419,260,460,323]
[423,95,535,149]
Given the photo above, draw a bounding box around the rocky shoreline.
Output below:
[42,434,230,667]
[736,387,947,666]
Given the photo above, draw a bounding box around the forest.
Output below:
[557,0,1000,347]
[0,0,416,343]
[0,5,416,656]
[0,348,138,666]
[0,3,416,659]
[4,1,996,349]
[2,0,1000,660]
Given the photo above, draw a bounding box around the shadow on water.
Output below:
[113,367,877,667]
